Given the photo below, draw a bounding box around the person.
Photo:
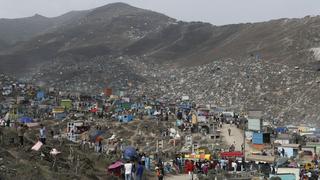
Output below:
[230,144,235,152]
[39,124,46,144]
[185,160,194,178]
[145,155,150,170]
[202,163,208,175]
[50,129,54,138]
[281,148,285,157]
[156,165,164,180]
[6,119,10,127]
[228,128,231,136]
[0,125,3,144]
[232,161,237,172]
[131,161,136,179]
[98,138,102,153]
[95,136,103,153]
[136,161,144,180]
[215,162,220,170]
[165,162,172,173]
[141,154,146,166]
[17,124,26,146]
[124,161,133,180]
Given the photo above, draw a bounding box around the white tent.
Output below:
[153,111,161,116]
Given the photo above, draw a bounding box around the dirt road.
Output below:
[220,124,244,151]
[165,174,198,180]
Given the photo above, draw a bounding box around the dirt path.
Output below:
[165,174,198,180]
[220,124,244,151]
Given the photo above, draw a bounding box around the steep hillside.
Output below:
[0,3,319,78]
[0,3,174,74]
[0,14,53,44]
[129,16,320,67]
[1,4,320,76]
[0,10,89,47]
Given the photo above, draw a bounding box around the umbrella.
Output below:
[108,161,123,170]
[123,146,137,160]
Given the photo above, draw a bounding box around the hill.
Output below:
[0,10,89,50]
[0,4,319,75]
[0,3,174,75]
[0,3,320,124]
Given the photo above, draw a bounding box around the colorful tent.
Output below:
[184,154,211,160]
[220,151,243,157]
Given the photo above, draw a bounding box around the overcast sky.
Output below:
[0,0,319,25]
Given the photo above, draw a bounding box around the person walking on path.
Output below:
[136,161,144,180]
[124,160,133,180]
[17,124,26,146]
[228,128,231,136]
[39,124,46,144]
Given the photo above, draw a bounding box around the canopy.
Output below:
[220,151,243,157]
[184,154,211,160]
[20,117,33,123]
[108,161,123,170]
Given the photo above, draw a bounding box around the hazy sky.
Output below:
[0,0,319,25]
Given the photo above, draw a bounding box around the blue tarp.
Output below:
[276,127,288,133]
[123,146,137,160]
[252,132,263,144]
[36,91,45,100]
[19,117,33,123]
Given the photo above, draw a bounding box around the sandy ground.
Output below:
[220,124,244,151]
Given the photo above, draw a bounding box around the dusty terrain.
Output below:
[0,3,320,131]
